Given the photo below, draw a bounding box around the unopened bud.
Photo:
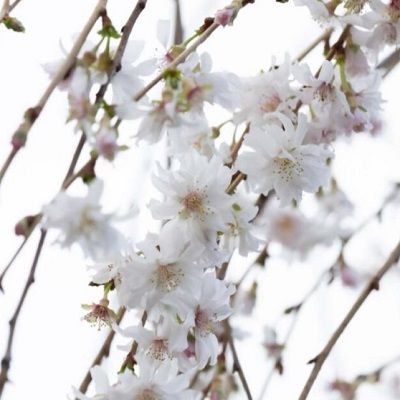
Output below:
[164,45,185,63]
[215,6,237,27]
[3,16,25,32]
[11,124,28,150]
[15,215,37,237]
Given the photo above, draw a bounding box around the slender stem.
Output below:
[378,48,400,78]
[173,0,183,45]
[0,0,107,187]
[298,239,400,400]
[0,148,17,186]
[227,322,253,400]
[132,22,219,102]
[0,0,10,23]
[296,28,334,62]
[119,311,148,372]
[315,25,350,77]
[8,0,21,13]
[0,229,47,398]
[227,123,249,168]
[0,0,147,287]
[257,269,330,399]
[78,307,126,394]
[95,0,148,104]
[226,172,246,195]
[0,214,41,292]
[62,132,86,184]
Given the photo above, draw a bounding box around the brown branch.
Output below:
[173,0,184,44]
[119,311,148,373]
[227,322,253,400]
[78,307,126,394]
[8,0,21,13]
[296,28,334,62]
[257,268,330,399]
[132,21,220,102]
[0,0,107,187]
[0,131,86,291]
[298,239,400,400]
[0,0,10,23]
[95,0,148,104]
[0,229,47,397]
[378,48,400,78]
[0,0,148,288]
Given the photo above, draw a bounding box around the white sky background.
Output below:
[1,0,400,399]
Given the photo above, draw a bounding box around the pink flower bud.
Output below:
[96,130,118,160]
[215,7,236,27]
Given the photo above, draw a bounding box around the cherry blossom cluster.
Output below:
[28,0,400,398]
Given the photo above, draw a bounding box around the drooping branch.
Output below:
[226,322,254,400]
[0,0,107,187]
[297,239,400,400]
[0,229,47,398]
[78,307,126,394]
[0,0,149,290]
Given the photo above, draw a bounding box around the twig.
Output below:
[298,239,400,400]
[227,322,253,400]
[0,229,47,398]
[8,0,21,13]
[173,0,184,44]
[226,172,246,195]
[0,0,147,288]
[296,28,334,62]
[0,214,41,292]
[119,311,148,372]
[0,0,10,23]
[315,25,350,78]
[95,0,148,104]
[0,132,86,292]
[132,21,220,102]
[0,0,107,187]
[257,268,330,399]
[378,48,400,78]
[78,307,126,394]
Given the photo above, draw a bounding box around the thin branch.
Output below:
[0,0,10,23]
[378,48,400,78]
[296,28,334,62]
[119,311,148,372]
[8,0,21,13]
[226,172,246,195]
[227,322,253,400]
[0,229,47,398]
[173,0,184,44]
[0,131,86,291]
[0,214,41,292]
[132,21,220,102]
[298,239,400,400]
[0,0,147,287]
[0,0,107,187]
[257,268,330,399]
[95,0,148,104]
[78,307,126,394]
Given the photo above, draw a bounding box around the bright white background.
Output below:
[1,0,400,399]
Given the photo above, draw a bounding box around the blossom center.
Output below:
[135,388,159,400]
[152,263,184,292]
[146,339,170,361]
[272,155,304,182]
[260,92,281,113]
[195,307,214,335]
[180,190,206,218]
